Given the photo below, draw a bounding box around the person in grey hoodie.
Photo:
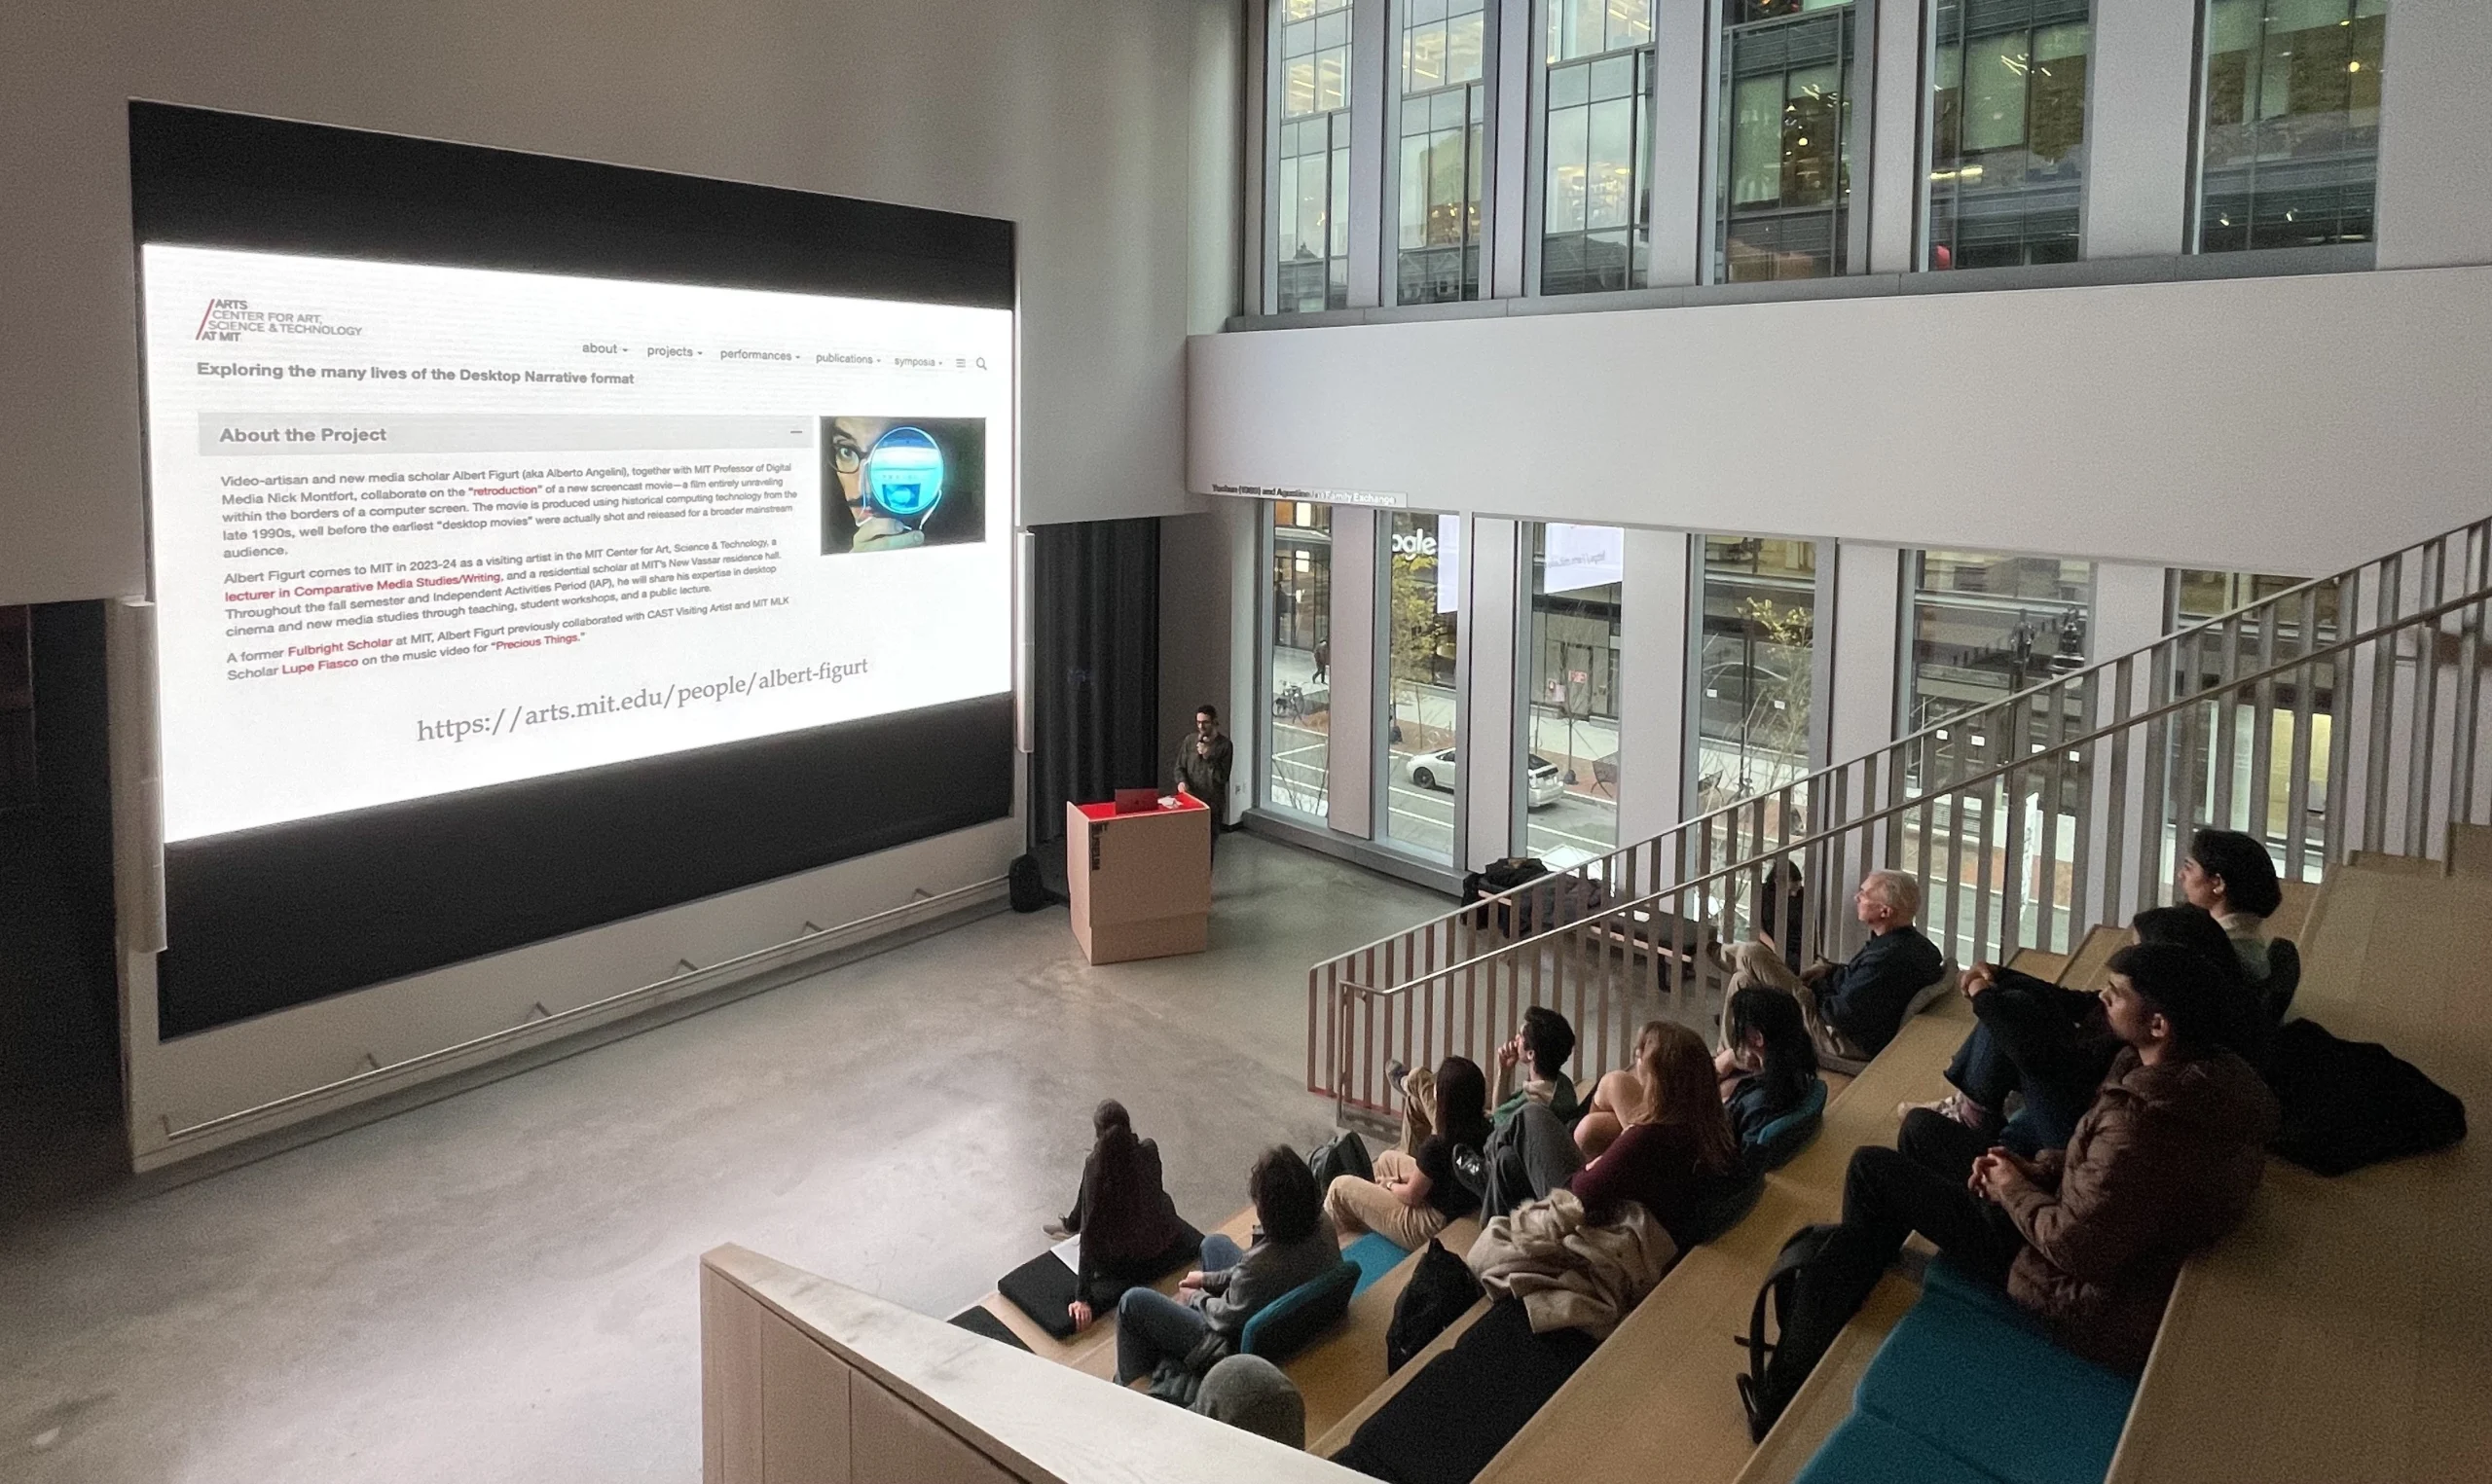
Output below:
[1114,1146,1338,1385]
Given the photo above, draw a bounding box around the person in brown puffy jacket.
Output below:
[1825,940,2281,1373]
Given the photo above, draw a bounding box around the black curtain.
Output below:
[1029,519,1160,857]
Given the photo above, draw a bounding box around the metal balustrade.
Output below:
[1309,518,2492,1117]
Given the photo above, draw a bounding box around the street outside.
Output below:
[1266,645,1622,865]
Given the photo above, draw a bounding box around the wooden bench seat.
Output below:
[968,1200,1484,1441]
[1283,1217,1481,1441]
[2104,866,2492,1483]
[1462,995,1972,1484]
[964,1207,1261,1379]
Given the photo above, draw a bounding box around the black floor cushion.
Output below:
[1331,1296,1599,1484]
[996,1223,1204,1339]
[947,1306,1033,1352]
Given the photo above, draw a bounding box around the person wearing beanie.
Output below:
[1190,1355,1305,1449]
[1816,940,2281,1373]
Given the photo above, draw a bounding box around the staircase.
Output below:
[1310,518,2492,1117]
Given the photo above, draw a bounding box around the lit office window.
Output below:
[1928,1,2093,271]
[1384,512,1461,861]
[1275,0,1356,312]
[1399,0,1490,304]
[1524,525,1625,867]
[2172,569,2338,875]
[1695,538,1817,819]
[1716,1,1860,282]
[1541,0,1655,295]
[1266,501,1335,815]
[2197,0,2387,253]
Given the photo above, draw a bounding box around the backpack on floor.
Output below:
[1386,1239,1484,1373]
[1008,852,1052,913]
[1307,1129,1374,1189]
[1737,1223,1873,1442]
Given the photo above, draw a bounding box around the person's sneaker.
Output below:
[1042,1220,1072,1241]
[1897,1092,1997,1133]
[1384,1058,1409,1090]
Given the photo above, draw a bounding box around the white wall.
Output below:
[1191,265,2492,575]
[0,0,1221,607]
[2376,0,2492,271]
[0,0,1235,1164]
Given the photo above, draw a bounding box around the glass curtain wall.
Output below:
[1266,501,1335,815]
[1524,524,1625,867]
[1695,537,1818,817]
[1398,0,1490,304]
[1275,0,1357,311]
[2171,568,2340,879]
[1716,1,1860,282]
[1927,1,2094,270]
[1903,552,2096,959]
[1384,512,1462,860]
[2196,0,2387,253]
[1541,0,1656,295]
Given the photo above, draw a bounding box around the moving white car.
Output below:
[1402,748,1566,808]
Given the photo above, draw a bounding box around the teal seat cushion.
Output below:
[1745,1077,1829,1171]
[1794,1411,2008,1484]
[1852,1279,2137,1484]
[1238,1258,1358,1362]
[1343,1231,1408,1296]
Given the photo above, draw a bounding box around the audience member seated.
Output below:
[1819,943,2280,1374]
[1491,1005,1579,1128]
[1573,1020,1666,1159]
[1328,1058,1489,1249]
[1394,1009,1578,1155]
[1117,1147,1338,1386]
[1716,986,1825,1160]
[1190,1355,1306,1449]
[2180,826,2284,986]
[1046,1100,1195,1332]
[1494,1022,1739,1246]
[1904,905,2265,1169]
[1722,870,1945,1064]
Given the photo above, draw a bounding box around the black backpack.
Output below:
[1737,1223,1878,1442]
[1307,1129,1374,1189]
[1386,1239,1483,1373]
[1008,852,1051,913]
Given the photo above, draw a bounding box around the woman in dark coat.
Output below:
[1057,1100,1191,1330]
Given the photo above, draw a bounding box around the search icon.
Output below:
[975,356,988,371]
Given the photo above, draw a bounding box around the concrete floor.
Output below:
[0,833,1444,1484]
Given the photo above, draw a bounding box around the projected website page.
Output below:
[141,245,1013,844]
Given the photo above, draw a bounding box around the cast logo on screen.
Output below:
[821,416,988,556]
[195,298,366,342]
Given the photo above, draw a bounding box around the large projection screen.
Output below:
[131,104,1017,1036]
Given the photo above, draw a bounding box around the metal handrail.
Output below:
[1312,534,2491,1115]
[1316,517,2482,988]
[1340,577,2488,1003]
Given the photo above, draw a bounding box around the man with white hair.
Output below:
[1720,869,1945,1063]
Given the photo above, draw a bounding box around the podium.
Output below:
[1065,794,1211,964]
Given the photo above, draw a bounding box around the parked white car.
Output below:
[1402,748,1566,808]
